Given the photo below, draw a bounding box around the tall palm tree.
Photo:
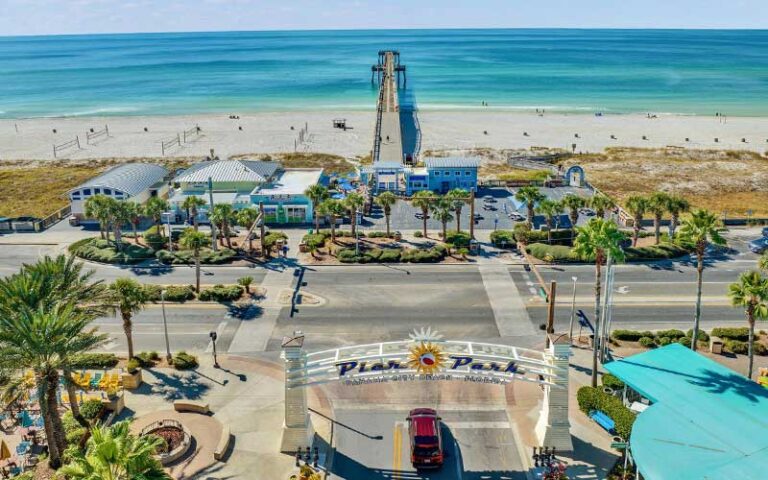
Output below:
[537,199,564,244]
[411,190,434,237]
[60,420,170,480]
[590,193,616,219]
[431,197,455,240]
[561,195,585,234]
[235,207,260,252]
[182,195,207,231]
[318,199,345,243]
[85,194,113,241]
[515,186,545,228]
[109,201,132,252]
[573,218,626,387]
[376,191,397,237]
[625,195,649,246]
[678,209,727,351]
[180,228,209,293]
[144,197,170,238]
[210,204,236,249]
[647,192,670,245]
[305,184,330,232]
[125,201,143,245]
[109,278,148,360]
[344,193,365,237]
[727,271,768,379]
[446,188,470,233]
[666,195,690,240]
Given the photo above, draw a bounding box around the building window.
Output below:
[71,194,81,200]
[83,189,91,196]
[465,171,472,176]
[434,172,441,176]
[103,188,112,195]
[444,171,451,176]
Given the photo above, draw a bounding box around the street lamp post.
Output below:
[568,276,578,345]
[209,331,219,368]
[162,212,173,253]
[160,290,172,363]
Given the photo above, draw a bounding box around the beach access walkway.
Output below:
[373,51,405,164]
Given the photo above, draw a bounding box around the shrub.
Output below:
[725,339,748,354]
[612,330,645,341]
[443,231,471,248]
[755,342,768,356]
[625,243,689,261]
[655,329,686,340]
[303,232,328,250]
[134,351,158,368]
[490,230,516,248]
[69,353,119,369]
[658,337,672,346]
[378,249,402,263]
[526,243,579,263]
[62,412,86,445]
[413,230,424,238]
[527,229,574,246]
[126,358,141,374]
[156,248,236,265]
[144,225,166,251]
[337,248,359,263]
[712,327,750,341]
[638,337,656,348]
[263,231,288,251]
[173,351,198,370]
[199,284,243,302]
[602,373,625,390]
[686,329,710,342]
[143,284,195,302]
[576,386,635,439]
[513,223,533,244]
[80,399,104,420]
[678,336,692,347]
[366,248,383,261]
[70,238,154,264]
[366,231,392,238]
[401,246,446,263]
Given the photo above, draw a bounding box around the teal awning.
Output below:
[605,344,768,480]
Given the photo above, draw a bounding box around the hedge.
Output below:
[143,284,195,302]
[526,243,579,262]
[263,231,288,251]
[655,329,686,340]
[443,231,471,248]
[69,353,119,369]
[725,339,748,354]
[199,284,243,302]
[490,230,516,248]
[658,337,672,346]
[612,330,646,341]
[156,247,236,265]
[625,243,689,261]
[602,373,625,390]
[303,232,329,250]
[173,351,198,370]
[134,351,160,368]
[337,245,446,264]
[527,229,574,246]
[366,231,393,238]
[638,337,656,348]
[576,386,636,439]
[70,238,155,264]
[711,327,750,341]
[686,329,710,342]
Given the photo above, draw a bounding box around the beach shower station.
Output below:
[280,328,573,453]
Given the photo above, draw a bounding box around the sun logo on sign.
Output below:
[408,342,446,374]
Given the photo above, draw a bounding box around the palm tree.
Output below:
[144,197,169,238]
[573,218,626,387]
[125,201,143,245]
[182,195,207,231]
[109,201,132,251]
[537,199,564,244]
[431,197,455,240]
[515,186,545,228]
[647,192,670,245]
[180,228,209,293]
[59,420,170,480]
[561,195,585,234]
[678,209,727,351]
[590,193,616,219]
[305,184,330,232]
[411,190,433,237]
[446,188,470,233]
[727,271,768,379]
[238,276,253,294]
[666,195,690,240]
[211,204,236,249]
[625,195,649,246]
[344,193,365,237]
[318,199,345,243]
[235,207,260,252]
[85,194,113,241]
[109,278,148,360]
[376,191,397,237]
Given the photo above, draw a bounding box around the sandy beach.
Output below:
[1,111,767,162]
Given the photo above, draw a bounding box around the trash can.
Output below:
[709,336,723,354]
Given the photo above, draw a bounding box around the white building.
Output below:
[68,163,169,218]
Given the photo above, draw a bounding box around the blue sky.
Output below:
[1,0,766,36]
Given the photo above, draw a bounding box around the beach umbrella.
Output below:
[0,440,11,461]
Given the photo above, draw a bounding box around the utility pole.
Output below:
[568,276,578,345]
[469,190,476,239]
[546,280,557,347]
[208,176,218,251]
[259,202,266,256]
[161,290,172,363]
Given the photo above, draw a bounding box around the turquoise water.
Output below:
[1,29,767,118]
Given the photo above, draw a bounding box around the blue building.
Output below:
[360,156,479,195]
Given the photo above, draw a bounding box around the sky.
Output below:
[0,0,766,36]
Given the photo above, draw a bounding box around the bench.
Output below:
[214,426,231,461]
[173,400,210,414]
[589,410,616,434]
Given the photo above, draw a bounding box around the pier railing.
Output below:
[371,86,385,163]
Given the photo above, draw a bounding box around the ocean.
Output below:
[1,29,767,118]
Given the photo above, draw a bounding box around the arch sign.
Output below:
[280,328,573,454]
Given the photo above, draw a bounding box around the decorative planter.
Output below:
[122,368,143,390]
[103,391,125,415]
[140,419,192,465]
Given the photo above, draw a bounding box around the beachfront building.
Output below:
[360,156,479,195]
[603,344,768,480]
[68,163,169,219]
[168,159,324,224]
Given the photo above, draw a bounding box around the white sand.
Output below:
[1,111,767,161]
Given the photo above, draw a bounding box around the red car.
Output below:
[407,408,444,469]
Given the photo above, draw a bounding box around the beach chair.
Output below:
[17,411,33,428]
[15,441,30,456]
[90,372,102,390]
[79,372,92,389]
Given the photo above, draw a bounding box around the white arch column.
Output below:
[535,334,573,452]
[280,332,314,453]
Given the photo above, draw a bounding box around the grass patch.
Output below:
[231,152,355,176]
[70,237,155,264]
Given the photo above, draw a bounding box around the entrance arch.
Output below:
[280,330,573,454]
[565,165,586,187]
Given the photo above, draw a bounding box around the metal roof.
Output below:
[370,161,406,170]
[254,169,324,196]
[605,344,768,480]
[175,160,281,184]
[424,157,481,169]
[70,163,168,196]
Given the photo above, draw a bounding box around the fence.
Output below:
[161,134,181,156]
[182,125,201,143]
[85,125,109,145]
[53,136,80,158]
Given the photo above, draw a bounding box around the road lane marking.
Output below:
[446,421,511,429]
[393,422,403,473]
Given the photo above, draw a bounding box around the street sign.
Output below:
[610,441,627,450]
[577,310,594,333]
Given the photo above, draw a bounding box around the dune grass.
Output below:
[231,152,355,175]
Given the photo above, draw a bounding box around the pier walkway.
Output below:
[372,51,405,164]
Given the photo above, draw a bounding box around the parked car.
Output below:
[473,213,484,221]
[407,408,444,469]
[762,227,768,238]
[483,204,497,211]
[508,212,524,221]
[482,195,497,203]
[749,237,768,254]
[415,212,430,220]
[579,208,596,216]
